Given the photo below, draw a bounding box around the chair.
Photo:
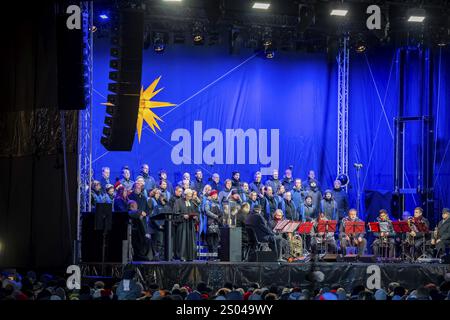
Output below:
[244,226,270,261]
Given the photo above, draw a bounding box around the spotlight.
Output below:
[252,2,270,10]
[99,14,109,20]
[330,9,348,17]
[192,22,204,45]
[153,33,165,53]
[264,47,275,59]
[355,39,367,53]
[407,8,426,23]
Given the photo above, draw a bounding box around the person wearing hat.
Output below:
[203,190,223,258]
[116,269,144,300]
[105,184,115,203]
[320,190,337,221]
[430,208,450,257]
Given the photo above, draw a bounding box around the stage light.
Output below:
[252,2,270,10]
[355,39,367,53]
[407,8,426,23]
[265,48,275,59]
[153,33,165,53]
[99,14,109,20]
[330,9,348,17]
[192,22,204,45]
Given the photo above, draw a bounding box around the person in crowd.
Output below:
[320,190,337,221]
[281,167,295,191]
[173,189,198,261]
[134,176,148,198]
[219,179,233,204]
[372,209,396,258]
[113,185,129,212]
[281,191,298,221]
[332,180,349,220]
[158,179,171,201]
[231,171,241,190]
[269,209,285,230]
[177,172,191,188]
[158,169,174,194]
[100,167,111,192]
[275,184,286,205]
[264,186,279,222]
[240,182,250,202]
[201,185,212,200]
[91,180,108,210]
[192,169,204,194]
[209,173,222,192]
[430,208,450,258]
[148,189,170,260]
[307,180,322,211]
[203,190,223,258]
[245,205,289,262]
[105,184,115,204]
[120,166,134,191]
[128,200,151,261]
[116,269,144,300]
[236,202,251,259]
[248,192,260,211]
[128,182,150,214]
[310,212,337,255]
[291,179,307,212]
[140,164,156,193]
[299,195,317,221]
[191,190,202,212]
[306,170,320,189]
[181,178,191,191]
[265,169,281,192]
[406,207,430,259]
[249,171,263,193]
[169,186,183,209]
[339,209,366,256]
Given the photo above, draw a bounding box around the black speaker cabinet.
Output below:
[248,251,277,262]
[219,227,242,262]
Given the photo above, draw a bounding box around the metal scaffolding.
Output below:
[337,35,350,180]
[76,1,93,262]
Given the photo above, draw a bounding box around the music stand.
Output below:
[94,203,113,275]
[344,222,365,256]
[283,221,301,233]
[416,222,430,260]
[392,221,411,261]
[150,207,175,261]
[298,222,313,255]
[273,220,290,233]
[317,220,337,255]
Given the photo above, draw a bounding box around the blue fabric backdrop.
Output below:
[91,37,450,221]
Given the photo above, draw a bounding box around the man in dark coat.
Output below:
[320,190,338,221]
[249,171,263,193]
[307,180,322,211]
[209,173,222,192]
[231,171,241,190]
[332,180,349,220]
[299,195,317,221]
[191,169,205,194]
[128,200,152,261]
[431,208,450,257]
[339,209,366,256]
[203,190,223,257]
[140,164,156,193]
[173,189,198,261]
[99,167,111,192]
[128,183,150,214]
[265,169,281,192]
[158,169,174,194]
[281,168,295,191]
[281,191,298,221]
[245,205,288,262]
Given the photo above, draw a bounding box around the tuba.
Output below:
[288,233,303,258]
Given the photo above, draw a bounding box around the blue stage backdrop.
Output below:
[92,37,450,220]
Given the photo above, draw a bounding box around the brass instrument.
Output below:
[288,233,303,257]
[406,217,417,245]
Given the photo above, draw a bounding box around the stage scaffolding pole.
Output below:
[76,1,94,264]
[337,35,350,193]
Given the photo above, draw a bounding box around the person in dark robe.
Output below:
[148,189,170,260]
[231,171,241,190]
[209,173,222,192]
[265,169,281,192]
[307,180,322,211]
[264,186,279,222]
[332,180,349,220]
[99,167,111,192]
[249,171,263,193]
[430,208,450,258]
[281,191,298,221]
[113,186,129,212]
[320,190,338,221]
[140,163,156,193]
[281,167,295,191]
[128,200,152,261]
[128,183,150,214]
[203,190,223,258]
[173,189,199,261]
[236,202,250,260]
[191,169,204,194]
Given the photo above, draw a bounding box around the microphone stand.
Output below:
[355,165,362,214]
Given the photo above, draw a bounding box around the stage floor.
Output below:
[81,261,450,291]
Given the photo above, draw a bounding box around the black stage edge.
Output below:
[81,262,450,292]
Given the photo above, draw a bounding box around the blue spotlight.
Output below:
[99,14,109,20]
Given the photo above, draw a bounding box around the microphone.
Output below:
[354,163,363,169]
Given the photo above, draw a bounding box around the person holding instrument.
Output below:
[430,208,450,258]
[310,212,337,255]
[407,207,430,259]
[372,209,395,258]
[339,209,366,256]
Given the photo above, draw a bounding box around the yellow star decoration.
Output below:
[137,76,176,142]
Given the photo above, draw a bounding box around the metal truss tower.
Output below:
[76,1,93,261]
[337,35,350,181]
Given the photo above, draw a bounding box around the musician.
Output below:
[310,212,337,254]
[372,209,395,258]
[203,190,223,258]
[269,209,285,230]
[173,189,199,261]
[407,207,430,259]
[431,208,450,257]
[245,205,289,262]
[339,209,366,256]
[128,200,152,261]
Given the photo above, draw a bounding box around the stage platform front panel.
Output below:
[81,262,450,292]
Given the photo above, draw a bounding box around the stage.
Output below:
[80,261,450,292]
